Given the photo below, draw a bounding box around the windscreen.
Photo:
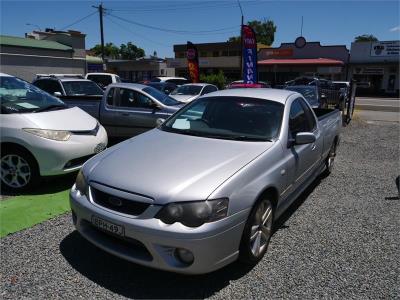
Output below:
[0,76,66,114]
[162,96,284,141]
[63,81,103,96]
[170,85,202,95]
[143,86,181,106]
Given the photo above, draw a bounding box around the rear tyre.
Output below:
[239,198,274,264]
[323,141,337,176]
[1,146,40,193]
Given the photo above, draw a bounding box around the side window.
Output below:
[299,98,316,131]
[202,85,217,95]
[117,88,153,108]
[289,99,311,135]
[106,88,115,106]
[34,80,62,94]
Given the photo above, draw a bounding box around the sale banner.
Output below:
[187,41,199,83]
[242,25,258,84]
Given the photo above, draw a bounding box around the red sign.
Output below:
[187,41,199,83]
[263,48,293,57]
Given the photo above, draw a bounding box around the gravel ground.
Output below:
[1,119,399,299]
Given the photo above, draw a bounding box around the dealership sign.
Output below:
[242,25,258,84]
[370,41,399,57]
[187,41,200,83]
[263,48,293,57]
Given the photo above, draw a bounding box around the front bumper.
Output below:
[70,187,249,274]
[27,126,108,176]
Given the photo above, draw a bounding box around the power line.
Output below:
[57,11,97,32]
[109,13,239,35]
[105,15,172,48]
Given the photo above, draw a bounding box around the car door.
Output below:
[110,87,162,137]
[285,98,323,192]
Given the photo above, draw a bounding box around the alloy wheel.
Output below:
[1,154,31,188]
[249,200,273,257]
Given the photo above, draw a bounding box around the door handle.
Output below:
[311,144,316,151]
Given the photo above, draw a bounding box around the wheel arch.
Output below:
[255,185,280,211]
[1,142,40,169]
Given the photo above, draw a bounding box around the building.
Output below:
[107,56,175,82]
[349,40,399,95]
[168,42,243,81]
[257,38,349,85]
[0,29,87,82]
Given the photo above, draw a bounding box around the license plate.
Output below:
[91,216,124,236]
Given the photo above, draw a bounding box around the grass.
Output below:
[0,174,76,238]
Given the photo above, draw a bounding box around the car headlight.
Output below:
[23,128,71,141]
[155,198,229,227]
[75,170,88,196]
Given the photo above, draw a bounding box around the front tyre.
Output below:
[239,198,274,264]
[1,147,40,192]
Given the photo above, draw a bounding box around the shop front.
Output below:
[257,38,349,86]
[349,41,399,96]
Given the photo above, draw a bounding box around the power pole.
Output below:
[238,0,244,79]
[93,3,106,70]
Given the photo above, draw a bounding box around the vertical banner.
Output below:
[242,25,258,84]
[187,41,199,83]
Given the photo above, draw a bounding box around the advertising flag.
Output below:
[187,41,199,83]
[242,25,258,84]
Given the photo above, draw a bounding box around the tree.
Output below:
[200,71,226,89]
[228,19,276,46]
[119,42,145,60]
[354,34,378,42]
[90,42,119,59]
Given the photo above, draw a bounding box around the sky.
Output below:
[1,0,399,58]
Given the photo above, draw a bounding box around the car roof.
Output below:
[35,77,92,83]
[180,83,213,87]
[155,76,188,80]
[86,73,118,76]
[203,88,296,104]
[108,83,148,90]
[0,73,12,77]
[147,82,175,86]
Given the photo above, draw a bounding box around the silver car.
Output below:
[0,73,108,192]
[70,88,341,274]
[169,83,218,103]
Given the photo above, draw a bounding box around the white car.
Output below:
[85,73,121,89]
[0,73,108,192]
[169,83,218,103]
[150,76,190,86]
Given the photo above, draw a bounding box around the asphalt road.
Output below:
[355,97,400,112]
[1,118,399,299]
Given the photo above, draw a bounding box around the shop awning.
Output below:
[258,58,344,66]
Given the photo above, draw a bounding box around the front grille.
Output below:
[64,154,94,169]
[81,220,153,261]
[91,187,150,216]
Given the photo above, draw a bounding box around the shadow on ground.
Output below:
[0,172,77,197]
[60,176,322,299]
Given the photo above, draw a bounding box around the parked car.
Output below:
[32,75,104,117]
[145,82,177,95]
[226,80,271,89]
[284,85,320,108]
[169,83,218,103]
[70,88,341,274]
[0,73,107,192]
[52,83,183,138]
[150,76,190,86]
[85,73,121,89]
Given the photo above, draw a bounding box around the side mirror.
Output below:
[53,91,62,97]
[156,118,165,126]
[295,132,316,145]
[150,102,161,109]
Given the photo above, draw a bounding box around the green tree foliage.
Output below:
[90,42,120,59]
[119,42,145,60]
[200,71,226,89]
[354,34,378,42]
[228,19,276,46]
[90,42,145,59]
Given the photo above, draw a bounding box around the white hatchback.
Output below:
[0,73,108,192]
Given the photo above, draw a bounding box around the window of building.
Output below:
[222,50,229,56]
[212,51,219,57]
[176,51,185,58]
[200,51,208,57]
